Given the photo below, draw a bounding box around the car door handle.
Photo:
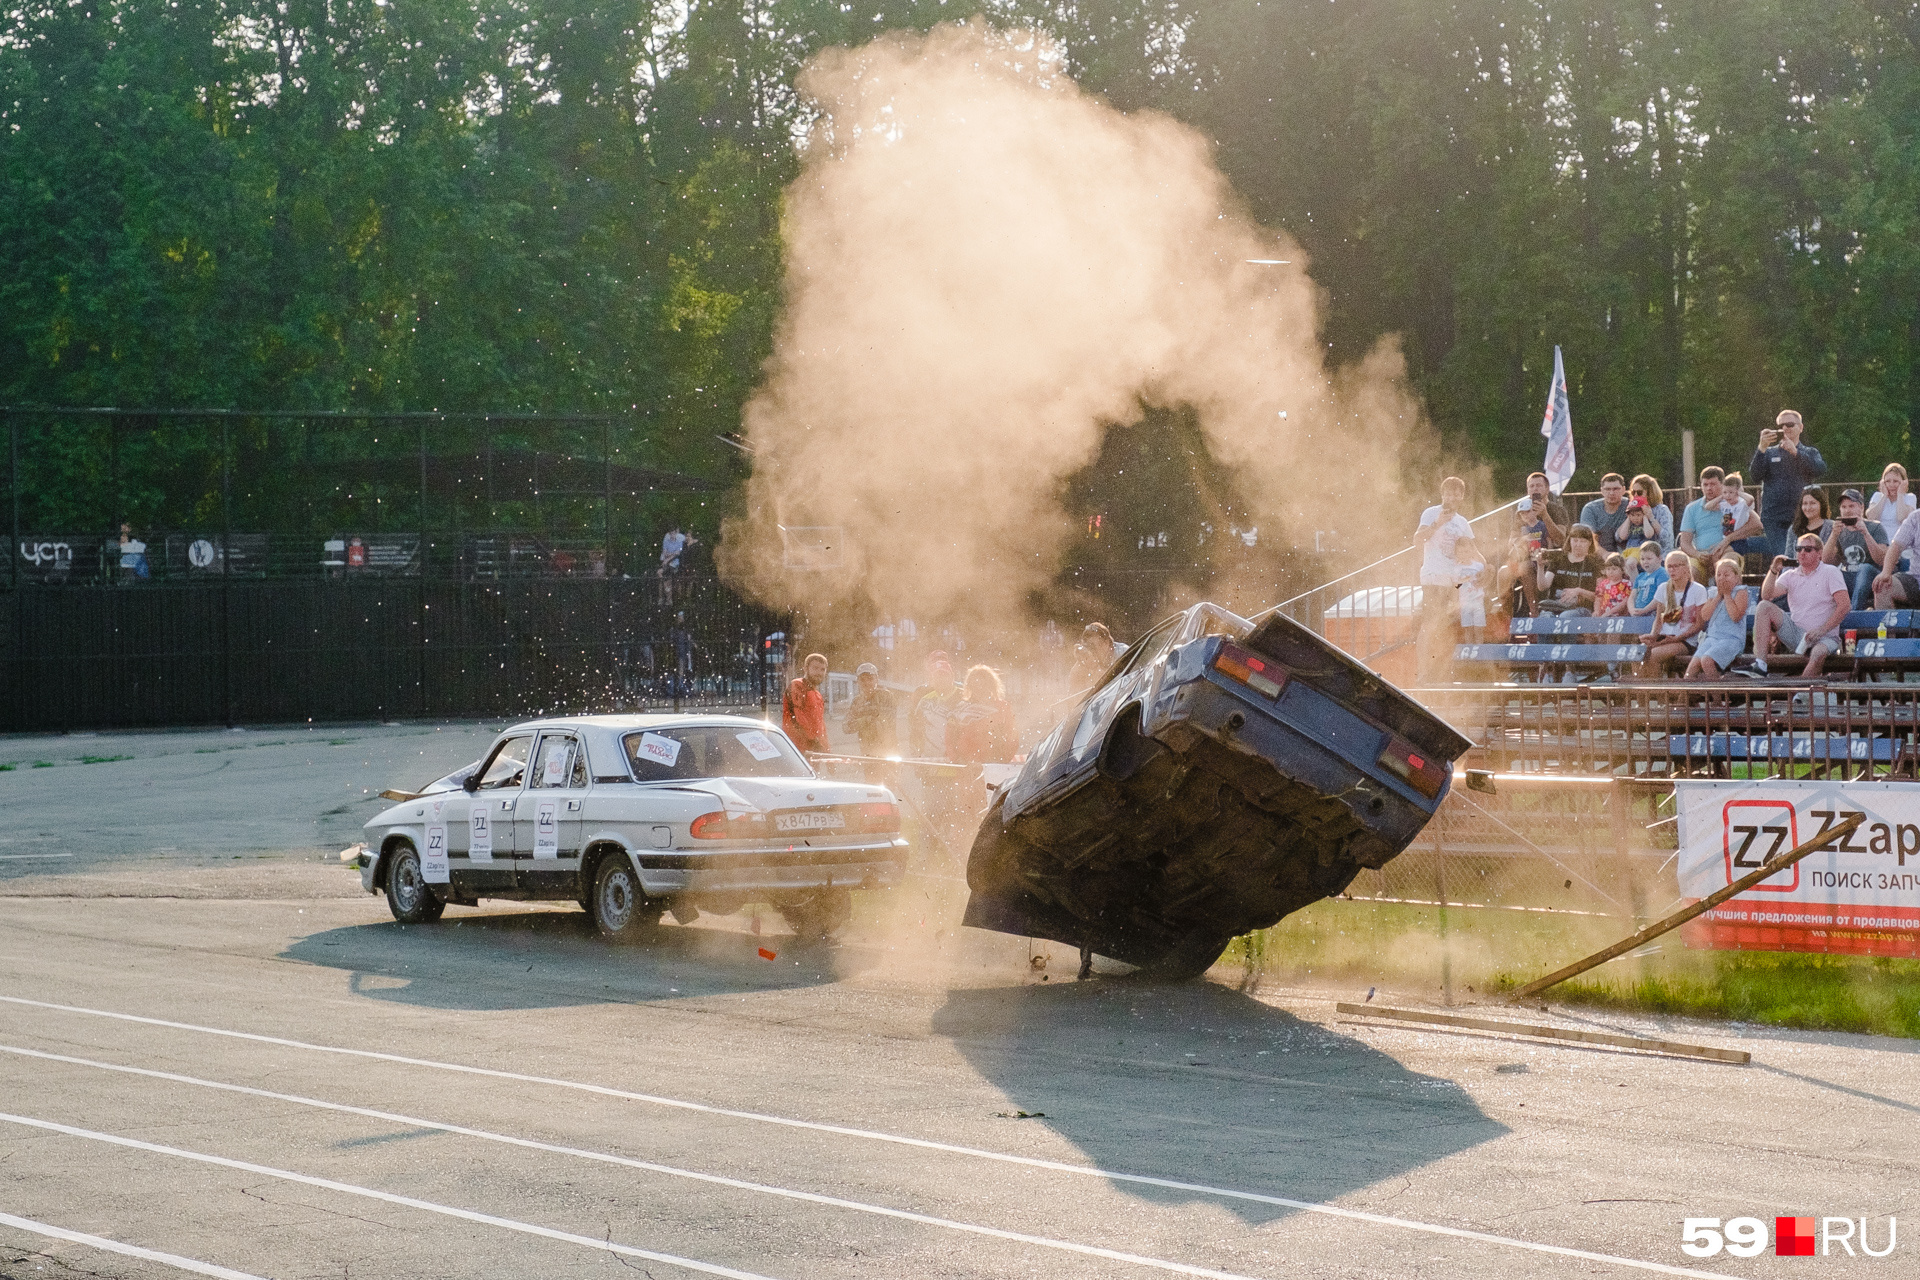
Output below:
[501,799,515,811]
[566,800,581,811]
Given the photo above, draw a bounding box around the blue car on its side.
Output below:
[963,603,1472,978]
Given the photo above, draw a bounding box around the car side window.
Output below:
[569,742,590,789]
[1111,617,1181,682]
[475,736,533,790]
[530,734,576,789]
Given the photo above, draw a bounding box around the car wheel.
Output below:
[1137,931,1232,982]
[591,856,651,942]
[384,845,446,924]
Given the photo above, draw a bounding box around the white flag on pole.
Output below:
[1539,345,1575,496]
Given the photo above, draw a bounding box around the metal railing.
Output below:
[1416,682,1920,781]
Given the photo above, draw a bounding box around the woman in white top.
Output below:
[1867,463,1916,571]
[1639,550,1710,678]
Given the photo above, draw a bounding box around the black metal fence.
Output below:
[1,574,789,731]
[0,407,801,729]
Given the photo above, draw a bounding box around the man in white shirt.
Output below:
[1415,477,1481,682]
[1754,535,1850,678]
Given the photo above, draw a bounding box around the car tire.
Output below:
[1137,931,1232,982]
[591,856,652,942]
[384,845,446,924]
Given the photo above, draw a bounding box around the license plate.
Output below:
[775,811,845,833]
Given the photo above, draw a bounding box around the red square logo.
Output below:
[1776,1216,1816,1256]
[1723,800,1801,893]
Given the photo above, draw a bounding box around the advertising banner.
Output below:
[1675,780,1920,958]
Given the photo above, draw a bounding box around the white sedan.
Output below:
[357,714,907,940]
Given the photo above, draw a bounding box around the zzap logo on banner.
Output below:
[1675,780,1920,958]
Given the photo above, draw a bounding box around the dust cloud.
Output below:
[720,20,1439,627]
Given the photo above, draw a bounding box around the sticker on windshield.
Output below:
[422,825,449,883]
[534,800,559,859]
[469,804,493,861]
[636,732,682,767]
[736,730,781,762]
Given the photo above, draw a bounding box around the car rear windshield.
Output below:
[622,726,813,782]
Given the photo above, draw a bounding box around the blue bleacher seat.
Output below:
[1667,733,1898,762]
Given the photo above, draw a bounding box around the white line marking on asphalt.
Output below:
[0,1043,1264,1280]
[0,1210,265,1280]
[0,994,1724,1279]
[0,854,72,860]
[0,1111,774,1280]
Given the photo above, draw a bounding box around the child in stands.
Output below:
[1628,543,1669,618]
[1595,553,1633,616]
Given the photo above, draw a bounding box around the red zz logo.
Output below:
[1722,800,1800,892]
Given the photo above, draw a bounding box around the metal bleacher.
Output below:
[1454,610,1920,682]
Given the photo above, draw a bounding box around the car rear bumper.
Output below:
[634,838,908,896]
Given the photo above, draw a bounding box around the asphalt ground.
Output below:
[1,721,1916,1279]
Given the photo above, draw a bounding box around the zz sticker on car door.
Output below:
[470,805,493,861]
[533,800,559,859]
[422,825,449,883]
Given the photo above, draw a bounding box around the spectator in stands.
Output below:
[1640,551,1709,677]
[1791,485,1832,547]
[1749,410,1827,555]
[1497,532,1544,619]
[1595,553,1632,616]
[1722,472,1764,570]
[1678,466,1764,579]
[1416,477,1481,679]
[1617,475,1674,557]
[1823,489,1886,609]
[946,665,1017,765]
[1685,558,1753,680]
[1537,523,1599,615]
[1578,474,1632,554]
[1872,505,1920,608]
[782,652,830,754]
[1753,536,1848,679]
[1628,543,1669,618]
[1517,472,1569,551]
[1867,463,1915,572]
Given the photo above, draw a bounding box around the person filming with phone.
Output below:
[1823,488,1886,609]
[1749,409,1827,556]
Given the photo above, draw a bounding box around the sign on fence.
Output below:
[1675,780,1920,958]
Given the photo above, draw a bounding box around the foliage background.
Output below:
[4,0,1917,541]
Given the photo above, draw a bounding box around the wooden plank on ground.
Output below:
[1333,1002,1750,1065]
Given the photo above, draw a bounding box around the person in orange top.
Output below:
[945,665,1016,765]
[782,652,830,753]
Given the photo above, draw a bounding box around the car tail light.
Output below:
[689,811,730,839]
[1212,641,1287,699]
[857,802,901,834]
[1377,737,1446,799]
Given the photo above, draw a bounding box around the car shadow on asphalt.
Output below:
[929,977,1506,1224]
[282,909,862,1011]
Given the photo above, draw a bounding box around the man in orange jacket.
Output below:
[782,652,830,753]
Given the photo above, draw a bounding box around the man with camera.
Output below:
[1749,410,1827,556]
[1753,536,1849,679]
[1823,489,1886,609]
[1502,473,1569,615]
